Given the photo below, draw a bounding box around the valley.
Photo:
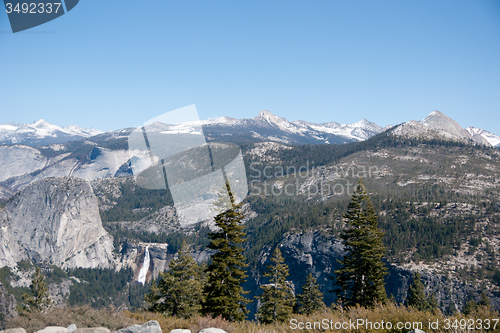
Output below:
[0,110,499,322]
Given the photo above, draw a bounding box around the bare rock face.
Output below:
[393,111,490,146]
[421,111,473,141]
[0,177,114,269]
[245,231,500,318]
[0,145,48,182]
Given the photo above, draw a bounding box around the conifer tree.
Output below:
[145,241,204,318]
[256,247,296,324]
[202,182,250,321]
[297,273,325,315]
[427,292,438,313]
[406,272,427,310]
[406,273,438,313]
[20,267,51,312]
[334,179,387,308]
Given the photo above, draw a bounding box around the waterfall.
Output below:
[137,246,150,284]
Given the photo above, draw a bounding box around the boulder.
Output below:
[169,330,191,333]
[198,329,228,333]
[115,321,161,333]
[35,327,68,333]
[74,329,110,333]
[66,325,77,333]
[0,329,27,333]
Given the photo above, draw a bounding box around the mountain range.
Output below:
[1,110,498,148]
[0,109,500,316]
[0,119,102,146]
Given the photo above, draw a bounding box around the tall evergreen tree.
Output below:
[202,182,250,321]
[406,273,427,310]
[297,273,325,315]
[406,273,438,313]
[334,179,388,308]
[20,267,51,313]
[145,241,204,318]
[256,247,296,324]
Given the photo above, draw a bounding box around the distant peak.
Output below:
[257,110,280,123]
[258,110,275,118]
[32,119,56,128]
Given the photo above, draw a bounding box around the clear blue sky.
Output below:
[1,0,499,133]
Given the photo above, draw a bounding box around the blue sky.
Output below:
[0,0,499,133]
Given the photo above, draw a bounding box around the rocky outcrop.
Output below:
[0,146,48,182]
[421,111,474,141]
[392,110,491,146]
[0,145,131,202]
[74,328,110,333]
[117,241,214,283]
[0,177,114,269]
[113,321,161,333]
[246,231,500,317]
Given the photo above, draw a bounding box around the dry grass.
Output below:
[5,304,500,333]
[5,306,139,333]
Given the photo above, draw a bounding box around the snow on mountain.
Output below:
[466,127,500,148]
[140,110,383,145]
[393,110,497,147]
[304,118,383,141]
[200,110,384,144]
[0,119,103,145]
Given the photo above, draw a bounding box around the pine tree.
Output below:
[406,273,427,310]
[145,241,204,318]
[334,179,387,308]
[463,298,479,316]
[20,267,51,312]
[256,247,296,324]
[202,182,250,321]
[406,273,438,313]
[427,292,438,313]
[479,290,491,307]
[297,273,325,315]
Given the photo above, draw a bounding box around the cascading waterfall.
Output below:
[137,246,150,284]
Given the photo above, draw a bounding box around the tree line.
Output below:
[144,179,442,323]
[17,180,494,322]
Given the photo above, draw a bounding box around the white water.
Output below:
[137,246,150,284]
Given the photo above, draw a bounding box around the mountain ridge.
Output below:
[0,119,102,146]
[1,110,498,148]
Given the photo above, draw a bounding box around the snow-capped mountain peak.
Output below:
[0,119,103,146]
[466,127,500,148]
[32,119,54,128]
[393,110,498,147]
[257,110,285,124]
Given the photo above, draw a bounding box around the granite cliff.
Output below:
[244,232,500,317]
[0,177,114,269]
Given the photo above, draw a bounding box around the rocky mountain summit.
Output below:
[0,177,114,269]
[201,110,384,144]
[392,110,494,146]
[466,126,500,148]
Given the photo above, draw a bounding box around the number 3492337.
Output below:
[5,3,62,14]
